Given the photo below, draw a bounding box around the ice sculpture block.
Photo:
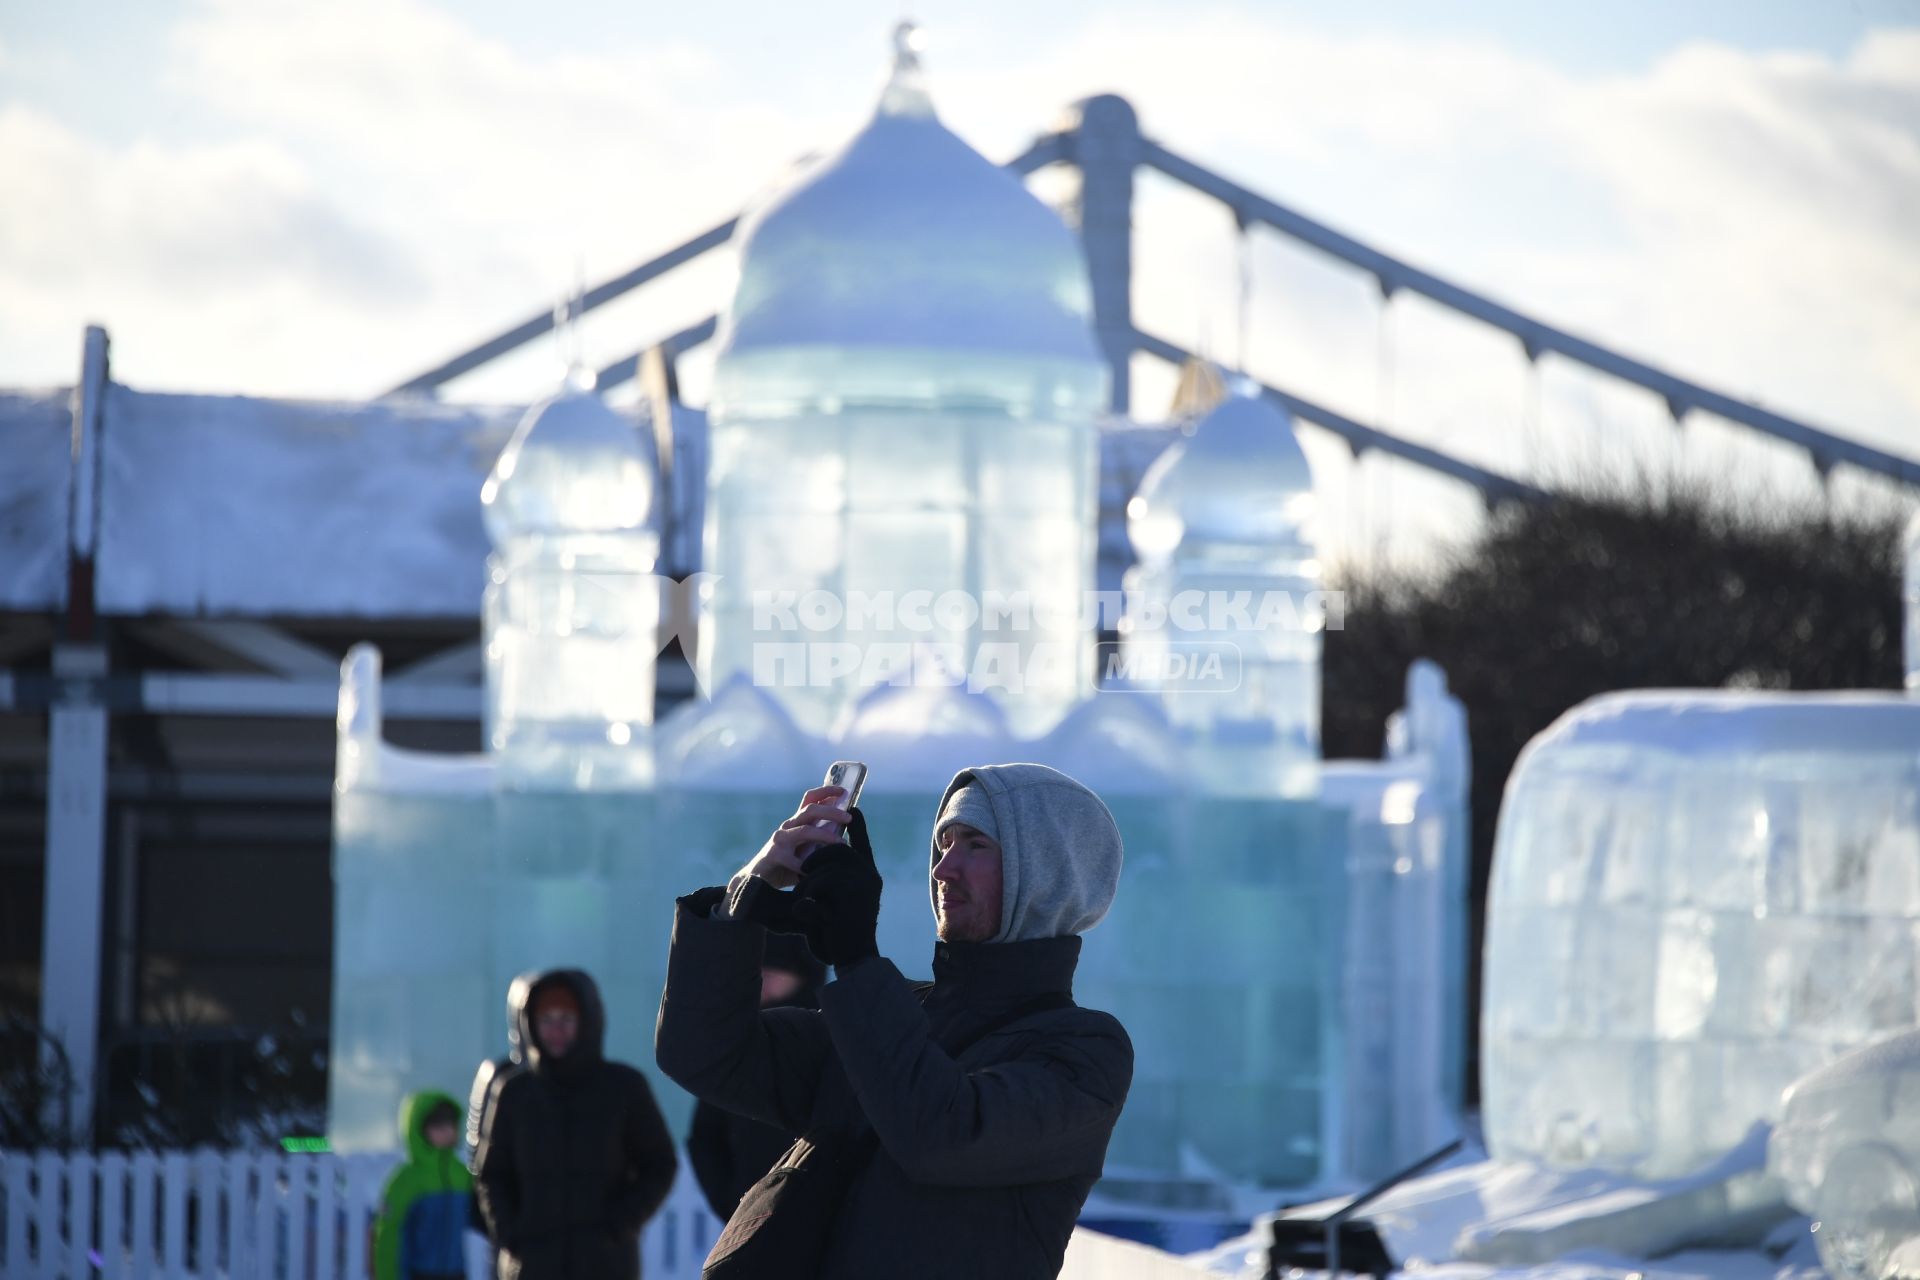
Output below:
[1771,1029,1920,1280]
[699,31,1106,738]
[1484,691,1920,1178]
[1323,661,1472,1180]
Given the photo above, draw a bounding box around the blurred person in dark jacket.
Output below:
[475,968,677,1279]
[656,763,1132,1280]
[468,977,529,1154]
[467,977,529,1253]
[684,932,826,1221]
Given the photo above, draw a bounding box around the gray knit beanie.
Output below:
[934,782,999,846]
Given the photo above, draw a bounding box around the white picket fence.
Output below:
[0,1148,722,1280]
[0,1148,1204,1279]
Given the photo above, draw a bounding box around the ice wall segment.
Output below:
[1326,661,1472,1180]
[1483,691,1920,1180]
[329,647,494,1152]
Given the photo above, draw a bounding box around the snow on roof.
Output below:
[0,390,74,611]
[95,387,520,619]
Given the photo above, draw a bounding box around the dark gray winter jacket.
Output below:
[656,911,1131,1278]
[656,764,1133,1278]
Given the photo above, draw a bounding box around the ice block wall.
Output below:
[331,659,1391,1186]
[1483,691,1920,1179]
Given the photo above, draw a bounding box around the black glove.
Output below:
[792,806,882,967]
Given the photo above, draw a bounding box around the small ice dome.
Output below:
[482,389,656,544]
[1127,380,1315,565]
[712,26,1101,375]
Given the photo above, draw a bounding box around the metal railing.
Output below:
[380,99,1919,497]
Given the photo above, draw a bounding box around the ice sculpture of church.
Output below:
[328,30,1471,1196]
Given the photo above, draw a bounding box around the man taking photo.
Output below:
[655,763,1132,1279]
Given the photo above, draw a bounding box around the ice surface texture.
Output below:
[1484,690,1920,1179]
[1771,1029,1920,1280]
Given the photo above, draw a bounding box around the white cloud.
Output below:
[151,0,829,395]
[0,105,426,392]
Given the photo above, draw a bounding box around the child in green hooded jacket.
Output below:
[373,1090,473,1280]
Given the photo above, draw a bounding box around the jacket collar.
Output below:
[928,933,1080,1006]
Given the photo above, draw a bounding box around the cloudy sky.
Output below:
[4,0,1917,564]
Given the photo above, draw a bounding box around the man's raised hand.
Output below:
[734,786,852,891]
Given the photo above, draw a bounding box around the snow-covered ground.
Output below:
[1184,1131,1827,1280]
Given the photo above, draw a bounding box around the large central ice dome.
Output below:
[710,23,1106,417]
[699,24,1108,734]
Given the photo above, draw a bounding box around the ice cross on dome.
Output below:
[880,19,935,119]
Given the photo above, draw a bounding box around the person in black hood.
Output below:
[684,932,826,1220]
[474,968,678,1279]
[656,764,1133,1280]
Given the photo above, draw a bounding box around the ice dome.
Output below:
[1127,381,1316,566]
[481,388,655,544]
[709,23,1106,416]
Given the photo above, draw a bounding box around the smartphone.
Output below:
[800,760,867,859]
